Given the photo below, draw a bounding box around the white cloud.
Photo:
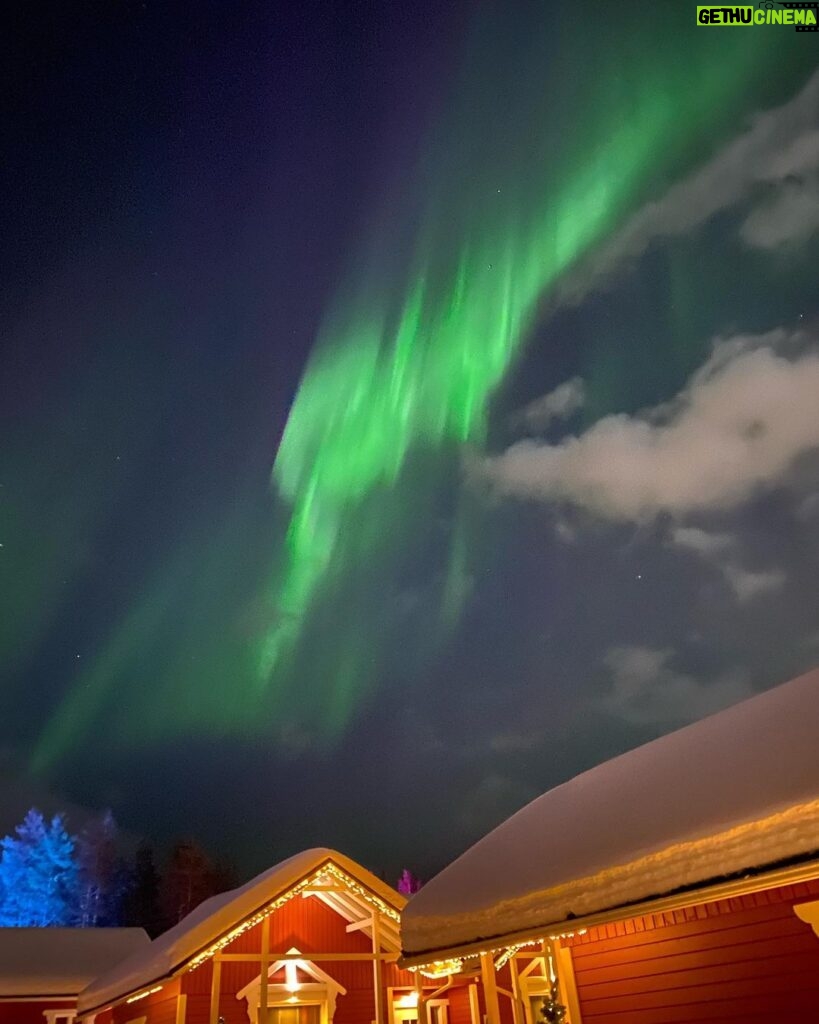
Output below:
[721,565,786,603]
[670,526,734,558]
[740,178,819,249]
[599,646,752,726]
[515,377,585,431]
[669,526,786,604]
[482,329,819,522]
[558,70,819,300]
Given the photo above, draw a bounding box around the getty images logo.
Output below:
[697,2,819,28]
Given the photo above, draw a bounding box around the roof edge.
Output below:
[399,852,819,967]
[80,850,404,1016]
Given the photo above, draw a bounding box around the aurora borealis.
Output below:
[3,2,819,874]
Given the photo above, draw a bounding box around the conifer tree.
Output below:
[76,809,125,925]
[0,809,78,926]
[122,842,162,937]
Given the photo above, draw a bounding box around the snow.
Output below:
[401,666,819,958]
[0,928,149,997]
[78,848,401,1015]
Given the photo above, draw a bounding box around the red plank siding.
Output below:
[112,979,180,1024]
[177,890,412,1024]
[567,878,819,1023]
[447,984,475,1024]
[0,999,76,1024]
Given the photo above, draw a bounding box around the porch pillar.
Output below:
[259,915,271,1024]
[209,957,222,1024]
[508,955,525,1024]
[467,983,481,1024]
[415,970,428,1024]
[556,944,582,1024]
[480,953,501,1024]
[176,993,188,1024]
[371,911,385,1024]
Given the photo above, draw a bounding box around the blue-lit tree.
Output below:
[0,808,79,926]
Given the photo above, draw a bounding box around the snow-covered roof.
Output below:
[79,848,404,1015]
[402,666,819,960]
[0,928,149,997]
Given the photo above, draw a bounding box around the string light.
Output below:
[187,861,399,971]
[415,958,463,979]
[413,929,588,975]
[126,986,163,1003]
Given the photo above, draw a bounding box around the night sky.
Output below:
[3,1,818,882]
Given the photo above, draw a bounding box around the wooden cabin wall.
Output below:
[446,984,475,1024]
[0,999,75,1024]
[111,978,180,1024]
[564,877,819,1023]
[179,893,398,1024]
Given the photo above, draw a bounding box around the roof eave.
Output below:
[399,853,819,968]
[79,853,404,1017]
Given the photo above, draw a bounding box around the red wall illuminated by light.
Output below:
[565,877,819,1023]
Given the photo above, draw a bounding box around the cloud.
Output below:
[515,377,585,431]
[740,177,819,250]
[670,526,734,558]
[669,526,785,603]
[721,565,786,603]
[482,329,819,522]
[558,70,819,300]
[598,646,752,726]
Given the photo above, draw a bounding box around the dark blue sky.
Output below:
[2,1,818,882]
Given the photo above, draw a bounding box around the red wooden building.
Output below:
[400,666,819,1024]
[77,850,435,1024]
[0,928,149,1024]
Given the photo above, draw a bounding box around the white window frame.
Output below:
[236,952,346,1024]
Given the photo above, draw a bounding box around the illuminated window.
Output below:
[236,952,345,1024]
[389,991,448,1024]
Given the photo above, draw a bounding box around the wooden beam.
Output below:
[372,911,385,1024]
[217,952,395,962]
[415,973,428,1024]
[556,943,583,1024]
[508,957,525,1024]
[208,958,222,1024]
[175,993,187,1024]
[346,918,372,933]
[480,953,501,1024]
[467,984,480,1024]
[259,914,270,1024]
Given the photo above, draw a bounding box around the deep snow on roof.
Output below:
[0,928,149,997]
[402,666,819,959]
[79,848,403,1015]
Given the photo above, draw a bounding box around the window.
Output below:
[390,992,448,1024]
[43,1012,76,1024]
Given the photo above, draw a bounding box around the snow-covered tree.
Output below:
[0,809,78,926]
